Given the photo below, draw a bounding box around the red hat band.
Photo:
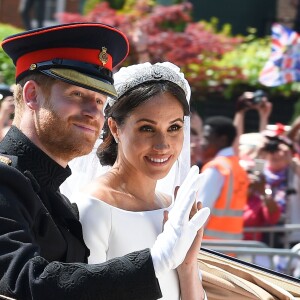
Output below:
[16,47,113,80]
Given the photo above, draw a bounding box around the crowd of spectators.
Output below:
[190,90,300,276]
[233,91,300,248]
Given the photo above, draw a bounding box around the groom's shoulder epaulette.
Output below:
[0,155,41,210]
[0,153,19,170]
[0,154,40,196]
[0,154,26,185]
[0,154,12,166]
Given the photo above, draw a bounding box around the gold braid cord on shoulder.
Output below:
[0,155,12,165]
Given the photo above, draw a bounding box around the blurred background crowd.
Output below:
[2,0,300,279]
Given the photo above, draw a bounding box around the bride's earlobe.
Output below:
[108,117,119,143]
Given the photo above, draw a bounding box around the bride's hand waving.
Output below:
[161,169,208,300]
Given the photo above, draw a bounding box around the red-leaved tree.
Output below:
[56,1,245,95]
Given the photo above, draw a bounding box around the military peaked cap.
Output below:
[1,22,130,98]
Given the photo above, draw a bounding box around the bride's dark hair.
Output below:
[97,81,189,166]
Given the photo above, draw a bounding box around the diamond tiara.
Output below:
[117,64,188,98]
[106,62,190,108]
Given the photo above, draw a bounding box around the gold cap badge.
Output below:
[99,47,108,66]
[29,64,37,71]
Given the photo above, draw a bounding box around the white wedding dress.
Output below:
[72,191,180,300]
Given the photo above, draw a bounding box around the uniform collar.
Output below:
[0,126,71,191]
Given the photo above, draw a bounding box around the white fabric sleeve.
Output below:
[197,167,224,210]
[72,194,111,264]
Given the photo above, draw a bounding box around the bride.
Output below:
[66,62,208,299]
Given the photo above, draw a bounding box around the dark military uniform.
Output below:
[0,126,162,300]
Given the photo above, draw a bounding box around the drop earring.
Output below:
[114,136,119,144]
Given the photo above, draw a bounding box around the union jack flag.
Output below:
[259,23,300,86]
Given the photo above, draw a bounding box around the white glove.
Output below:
[150,165,210,277]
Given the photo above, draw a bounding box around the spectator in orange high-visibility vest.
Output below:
[197,116,249,240]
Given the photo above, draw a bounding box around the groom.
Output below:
[0,23,208,299]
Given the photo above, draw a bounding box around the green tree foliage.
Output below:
[58,1,245,97]
[84,0,125,12]
[3,1,297,100]
[0,24,22,85]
